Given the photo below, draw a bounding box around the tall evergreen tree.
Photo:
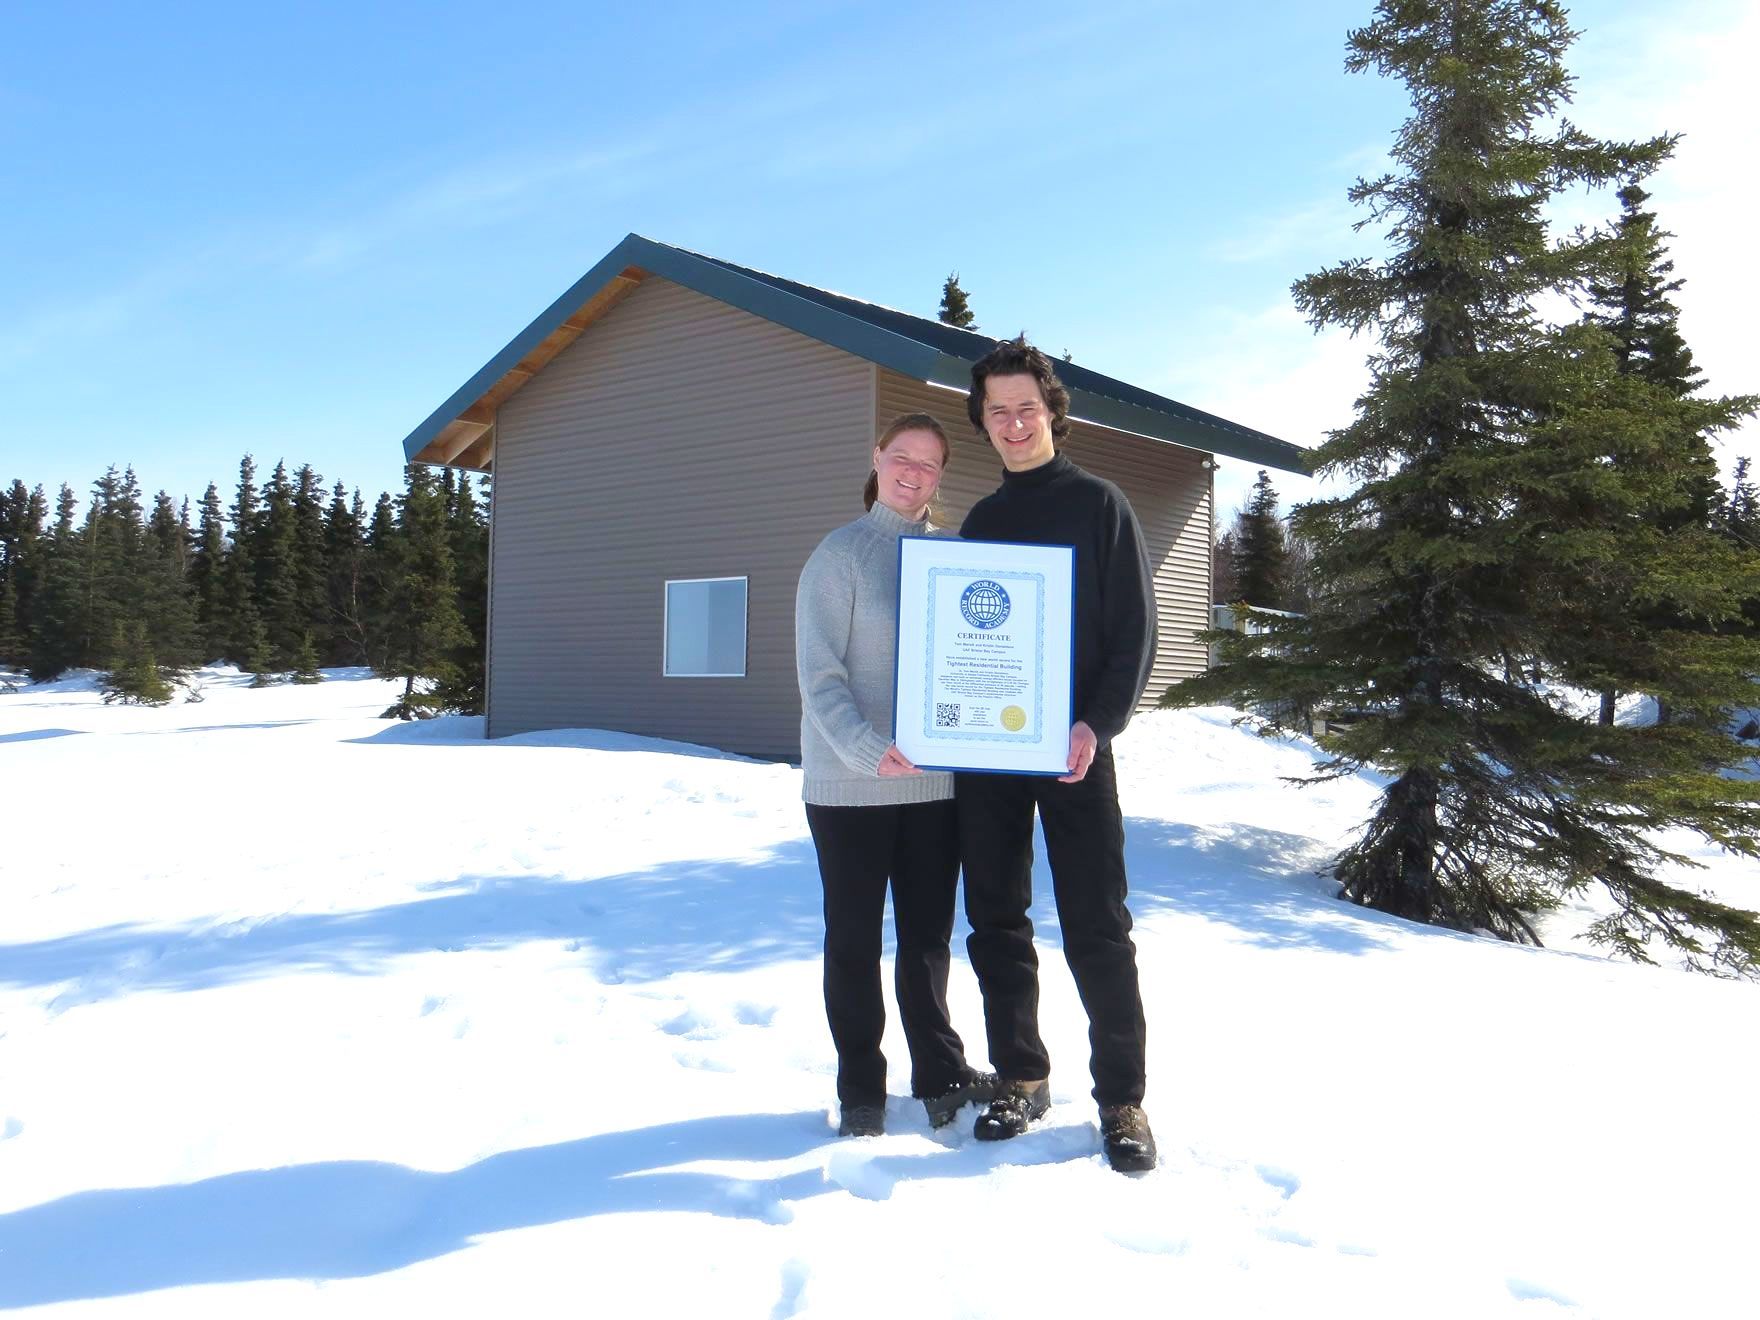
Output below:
[222,455,262,664]
[291,464,329,653]
[75,466,143,670]
[0,481,47,667]
[376,465,469,718]
[28,486,84,680]
[1232,471,1292,609]
[938,273,977,329]
[1212,529,1240,606]
[1165,1,1760,975]
[1575,182,1742,723]
[433,468,490,713]
[188,483,229,662]
[140,490,198,674]
[255,460,300,662]
[323,483,368,665]
[360,491,399,670]
[0,569,18,669]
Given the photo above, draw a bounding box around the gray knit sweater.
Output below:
[795,503,955,807]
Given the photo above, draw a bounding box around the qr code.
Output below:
[935,702,961,728]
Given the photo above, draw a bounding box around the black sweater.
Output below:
[960,453,1156,747]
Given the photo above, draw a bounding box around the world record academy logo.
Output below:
[958,579,1011,629]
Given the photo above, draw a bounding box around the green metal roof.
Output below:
[400,233,1312,475]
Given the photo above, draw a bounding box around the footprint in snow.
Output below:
[1255,1164,1302,1198]
[720,1180,794,1225]
[1260,1224,1316,1248]
[771,1258,811,1319]
[673,1049,735,1073]
[661,1007,719,1039]
[823,1146,899,1201]
[1,1117,22,1141]
[419,995,447,1017]
[1105,1223,1190,1255]
[733,1002,778,1027]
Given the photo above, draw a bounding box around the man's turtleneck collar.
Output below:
[1000,451,1074,490]
[864,500,932,535]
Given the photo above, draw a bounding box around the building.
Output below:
[401,234,1308,757]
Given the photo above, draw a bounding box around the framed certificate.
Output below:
[893,536,1075,775]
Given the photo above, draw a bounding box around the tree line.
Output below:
[0,458,486,716]
[1170,1,1760,978]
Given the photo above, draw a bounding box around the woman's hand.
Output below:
[877,744,923,777]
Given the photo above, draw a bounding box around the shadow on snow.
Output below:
[0,1108,1056,1308]
[0,814,1393,1003]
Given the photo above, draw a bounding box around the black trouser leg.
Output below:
[957,771,1052,1084]
[806,800,970,1107]
[806,803,890,1107]
[886,798,969,1098]
[1036,748,1147,1107]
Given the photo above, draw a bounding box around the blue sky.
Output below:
[2,0,1754,521]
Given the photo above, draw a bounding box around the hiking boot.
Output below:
[973,1079,1050,1141]
[1099,1104,1157,1173]
[923,1070,999,1130]
[838,1104,885,1138]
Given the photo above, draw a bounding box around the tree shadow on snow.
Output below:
[0,1109,1022,1309]
[0,813,1400,1004]
[0,728,87,745]
[0,844,830,1002]
[1114,817,1396,956]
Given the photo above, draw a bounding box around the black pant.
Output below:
[805,798,971,1107]
[957,748,1147,1107]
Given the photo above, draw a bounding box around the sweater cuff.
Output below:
[846,728,892,776]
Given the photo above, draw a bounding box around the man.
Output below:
[957,336,1158,1173]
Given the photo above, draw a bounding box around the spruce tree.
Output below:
[376,465,469,718]
[1165,0,1760,975]
[290,631,322,685]
[938,273,977,329]
[1212,529,1240,606]
[0,573,19,672]
[291,464,329,654]
[1232,471,1291,610]
[432,468,489,714]
[1574,182,1746,723]
[223,455,262,665]
[243,612,278,688]
[101,622,174,705]
[360,491,399,670]
[188,483,229,662]
[27,486,83,680]
[142,490,198,677]
[0,481,46,668]
[323,483,368,665]
[255,460,300,662]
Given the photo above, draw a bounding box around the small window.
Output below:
[663,577,748,677]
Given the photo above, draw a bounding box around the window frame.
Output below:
[661,575,750,679]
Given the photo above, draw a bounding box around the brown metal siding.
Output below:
[489,277,875,756]
[875,371,1212,707]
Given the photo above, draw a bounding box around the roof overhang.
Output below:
[401,233,1312,476]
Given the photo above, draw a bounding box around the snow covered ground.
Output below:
[1,669,1756,1318]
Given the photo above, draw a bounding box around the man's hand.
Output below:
[1060,721,1097,783]
[877,744,923,777]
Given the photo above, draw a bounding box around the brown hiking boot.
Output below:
[973,1078,1050,1141]
[923,1070,999,1130]
[1099,1104,1157,1173]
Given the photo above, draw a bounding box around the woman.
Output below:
[795,413,995,1137]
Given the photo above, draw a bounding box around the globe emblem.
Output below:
[959,580,1011,629]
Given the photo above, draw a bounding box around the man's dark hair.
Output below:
[967,335,1072,444]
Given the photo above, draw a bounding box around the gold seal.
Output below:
[1000,705,1026,732]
